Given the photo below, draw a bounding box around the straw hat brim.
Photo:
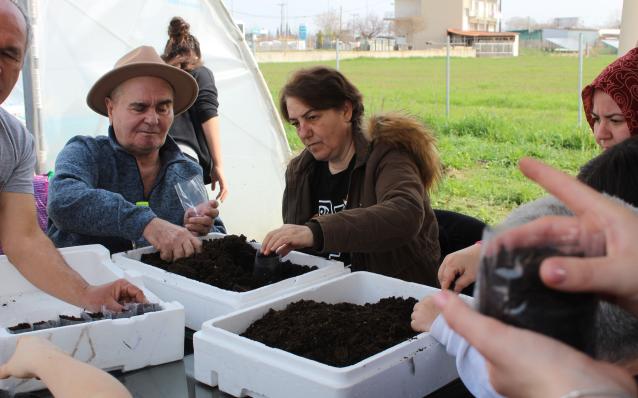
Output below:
[86,62,198,117]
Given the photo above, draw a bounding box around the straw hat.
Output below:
[86,46,198,117]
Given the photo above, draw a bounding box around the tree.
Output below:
[356,13,385,40]
[315,9,341,39]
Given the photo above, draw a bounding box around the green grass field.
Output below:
[259,52,613,225]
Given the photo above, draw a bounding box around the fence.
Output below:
[254,47,476,63]
[474,41,516,57]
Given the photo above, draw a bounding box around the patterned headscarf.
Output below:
[582,47,638,136]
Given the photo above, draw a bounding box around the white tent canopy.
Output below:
[7,0,291,240]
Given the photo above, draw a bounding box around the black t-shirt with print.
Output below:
[310,157,356,265]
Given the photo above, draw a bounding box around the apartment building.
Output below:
[394,0,502,49]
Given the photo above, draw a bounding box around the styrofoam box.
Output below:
[194,271,460,398]
[0,245,185,393]
[112,233,348,330]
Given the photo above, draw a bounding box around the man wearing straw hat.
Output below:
[0,0,145,311]
[47,46,225,260]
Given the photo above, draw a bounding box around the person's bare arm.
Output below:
[1,192,91,306]
[0,192,145,311]
[0,336,131,398]
[201,116,228,201]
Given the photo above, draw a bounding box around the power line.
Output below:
[232,0,390,20]
[233,10,309,19]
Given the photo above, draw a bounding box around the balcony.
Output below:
[468,15,498,24]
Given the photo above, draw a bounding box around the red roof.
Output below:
[447,28,518,38]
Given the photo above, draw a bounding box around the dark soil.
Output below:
[7,323,31,333]
[6,304,160,334]
[140,234,317,292]
[478,246,598,354]
[32,320,58,330]
[241,297,419,367]
[59,315,84,322]
[59,315,87,326]
[84,312,104,320]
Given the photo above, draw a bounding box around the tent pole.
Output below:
[19,0,46,174]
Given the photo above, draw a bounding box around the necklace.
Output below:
[328,139,355,174]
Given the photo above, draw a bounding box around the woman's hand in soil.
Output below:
[435,290,637,398]
[438,244,481,292]
[410,295,441,332]
[184,200,219,236]
[261,224,314,257]
[497,158,638,317]
[83,279,147,312]
[143,218,202,261]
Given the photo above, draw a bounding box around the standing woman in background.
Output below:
[162,16,228,201]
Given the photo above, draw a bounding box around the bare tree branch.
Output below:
[315,9,340,38]
[357,13,385,39]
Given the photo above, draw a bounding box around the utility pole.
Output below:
[284,1,288,54]
[277,2,285,39]
[351,13,358,40]
[20,0,45,173]
[284,0,288,37]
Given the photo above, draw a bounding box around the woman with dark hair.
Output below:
[438,47,638,292]
[261,66,442,286]
[162,16,228,201]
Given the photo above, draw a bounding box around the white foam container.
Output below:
[193,271,460,398]
[112,233,348,330]
[0,245,184,393]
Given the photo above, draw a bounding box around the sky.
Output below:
[223,0,624,34]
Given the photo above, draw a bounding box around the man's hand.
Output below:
[82,279,147,312]
[184,200,219,236]
[143,218,202,261]
[410,295,441,332]
[261,224,314,257]
[438,244,481,292]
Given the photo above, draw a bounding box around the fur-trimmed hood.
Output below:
[363,113,441,192]
[283,112,441,286]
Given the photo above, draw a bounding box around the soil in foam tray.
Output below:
[140,234,318,292]
[241,297,419,367]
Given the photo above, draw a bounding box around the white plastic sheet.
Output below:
[7,0,290,239]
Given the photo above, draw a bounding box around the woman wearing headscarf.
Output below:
[582,47,638,149]
[438,47,638,293]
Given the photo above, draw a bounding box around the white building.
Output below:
[394,0,502,48]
